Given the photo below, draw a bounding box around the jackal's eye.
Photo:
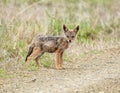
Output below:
[67,36,69,38]
[71,36,75,38]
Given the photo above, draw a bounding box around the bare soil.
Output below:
[0,48,120,93]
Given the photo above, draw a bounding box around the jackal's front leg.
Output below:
[60,52,63,69]
[56,50,63,70]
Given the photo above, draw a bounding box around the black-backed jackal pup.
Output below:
[25,24,79,69]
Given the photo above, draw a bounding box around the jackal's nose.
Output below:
[69,40,71,43]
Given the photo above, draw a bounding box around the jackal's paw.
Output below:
[55,66,64,70]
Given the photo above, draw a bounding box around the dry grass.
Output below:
[0,0,120,76]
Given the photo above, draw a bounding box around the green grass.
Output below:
[42,61,53,68]
[47,14,63,35]
[40,53,54,68]
[28,61,39,71]
[89,0,114,5]
[0,0,119,73]
[0,67,12,78]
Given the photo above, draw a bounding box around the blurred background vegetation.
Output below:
[0,0,120,75]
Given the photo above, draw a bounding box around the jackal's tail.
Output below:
[25,46,34,62]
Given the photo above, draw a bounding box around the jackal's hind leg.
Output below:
[35,52,44,67]
[35,57,40,66]
[25,47,41,66]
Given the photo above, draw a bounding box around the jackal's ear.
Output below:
[74,25,79,33]
[63,24,69,32]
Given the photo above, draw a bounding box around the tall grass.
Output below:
[0,0,120,72]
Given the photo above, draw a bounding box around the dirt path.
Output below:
[0,48,120,93]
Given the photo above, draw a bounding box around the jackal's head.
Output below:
[63,24,79,43]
